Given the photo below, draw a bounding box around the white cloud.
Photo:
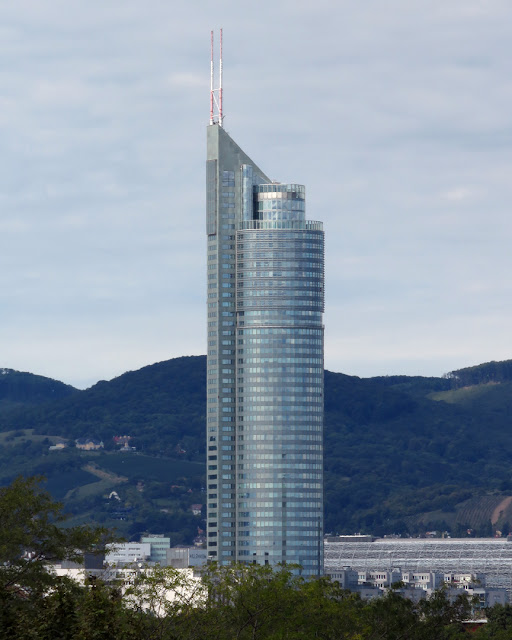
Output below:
[442,187,481,202]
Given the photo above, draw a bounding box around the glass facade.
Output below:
[206,124,324,576]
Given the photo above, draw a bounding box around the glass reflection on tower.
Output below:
[206,124,324,576]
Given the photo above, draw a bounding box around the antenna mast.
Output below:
[210,29,224,127]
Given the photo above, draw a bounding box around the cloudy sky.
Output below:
[1,0,511,388]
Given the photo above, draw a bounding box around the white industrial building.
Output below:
[105,542,151,565]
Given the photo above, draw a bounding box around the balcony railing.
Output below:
[238,220,323,231]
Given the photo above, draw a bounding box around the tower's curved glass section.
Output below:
[206,125,324,577]
[236,185,324,575]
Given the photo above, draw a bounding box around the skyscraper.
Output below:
[206,41,324,576]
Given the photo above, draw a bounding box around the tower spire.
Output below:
[210,29,224,126]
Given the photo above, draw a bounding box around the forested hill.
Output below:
[0,369,77,415]
[0,357,206,460]
[2,356,512,539]
[447,359,512,387]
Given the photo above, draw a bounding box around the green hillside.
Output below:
[0,369,77,415]
[0,357,205,460]
[2,356,512,541]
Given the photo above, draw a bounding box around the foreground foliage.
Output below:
[0,476,113,637]
[0,477,504,639]
[0,560,502,640]
[0,476,109,589]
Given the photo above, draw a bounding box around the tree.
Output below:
[0,476,112,638]
[361,589,419,640]
[479,603,512,639]
[0,476,108,593]
[418,587,472,640]
[200,563,304,639]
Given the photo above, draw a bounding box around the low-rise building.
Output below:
[75,438,104,450]
[327,568,358,589]
[443,572,485,587]
[326,567,508,605]
[141,535,171,565]
[401,571,444,590]
[166,547,207,569]
[357,569,402,588]
[105,543,151,565]
[48,442,67,451]
[465,587,508,608]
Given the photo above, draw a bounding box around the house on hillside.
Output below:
[120,442,136,452]
[75,438,104,450]
[49,442,68,451]
[190,504,203,516]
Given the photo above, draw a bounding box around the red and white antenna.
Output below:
[210,29,224,126]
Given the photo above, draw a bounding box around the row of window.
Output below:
[230,501,321,510]
[239,407,323,416]
[241,327,323,336]
[237,510,321,517]
[244,463,322,471]
[237,372,322,380]
[239,270,322,279]
[238,260,323,269]
[254,184,304,196]
[241,438,322,445]
[240,347,323,356]
[255,197,305,208]
[211,508,321,519]
[239,250,321,260]
[237,240,322,249]
[237,231,319,241]
[208,386,322,394]
[234,451,322,460]
[238,520,322,528]
[240,344,322,354]
[209,520,320,530]
[239,387,321,395]
[238,301,323,311]
[238,281,322,290]
[222,532,321,541]
[241,309,322,319]
[238,289,323,298]
[238,482,322,489]
[242,355,322,364]
[240,397,322,406]
[207,442,322,451]
[208,490,322,500]
[241,366,323,374]
[239,220,322,231]
[207,417,322,428]
[209,463,321,476]
[236,412,323,421]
